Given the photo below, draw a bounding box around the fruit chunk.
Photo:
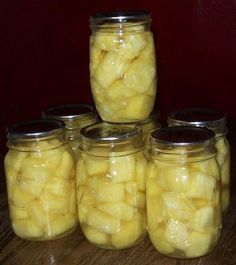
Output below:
[83,226,110,245]
[109,155,135,182]
[111,213,145,248]
[56,150,74,179]
[44,177,71,197]
[147,196,167,230]
[149,228,175,254]
[185,231,212,258]
[88,177,125,202]
[85,157,109,176]
[47,213,76,237]
[10,206,29,221]
[162,192,194,220]
[97,201,134,221]
[188,171,217,200]
[12,218,44,238]
[164,219,190,246]
[11,185,35,207]
[87,208,120,234]
[190,207,214,232]
[154,161,190,192]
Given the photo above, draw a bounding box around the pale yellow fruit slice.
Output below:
[188,172,217,200]
[148,228,175,254]
[40,191,68,214]
[185,231,212,258]
[164,218,190,251]
[12,218,44,238]
[19,178,46,197]
[117,95,154,120]
[10,205,29,221]
[83,226,110,246]
[135,154,147,191]
[56,150,74,179]
[97,201,134,221]
[109,155,135,182]
[162,192,195,221]
[88,177,125,202]
[39,147,63,169]
[4,150,28,175]
[76,159,88,185]
[28,199,48,227]
[147,196,167,230]
[87,208,120,234]
[10,185,35,207]
[92,32,120,51]
[190,206,214,232]
[154,161,190,192]
[44,177,71,197]
[47,213,76,237]
[111,212,145,248]
[85,157,109,176]
[21,156,52,181]
[94,51,129,88]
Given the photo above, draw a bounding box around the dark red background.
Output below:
[1,0,236,154]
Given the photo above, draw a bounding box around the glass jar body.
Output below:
[90,13,157,122]
[76,147,148,249]
[147,151,221,258]
[4,136,77,241]
[215,134,230,213]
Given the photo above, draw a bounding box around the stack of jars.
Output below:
[3,11,230,260]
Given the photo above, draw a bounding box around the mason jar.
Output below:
[89,11,157,122]
[4,119,77,240]
[76,122,147,249]
[42,104,98,160]
[147,126,222,259]
[168,108,231,214]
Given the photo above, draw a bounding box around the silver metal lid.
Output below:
[42,104,95,121]
[7,119,65,139]
[90,11,151,25]
[151,126,215,147]
[168,108,227,134]
[81,122,142,142]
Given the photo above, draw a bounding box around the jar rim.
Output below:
[151,126,215,147]
[167,108,227,134]
[90,11,151,25]
[81,122,142,142]
[7,119,65,140]
[42,104,96,121]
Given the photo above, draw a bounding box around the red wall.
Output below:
[1,0,236,153]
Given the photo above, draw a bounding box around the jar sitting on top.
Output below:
[76,122,148,249]
[4,119,77,241]
[42,104,98,160]
[167,108,231,214]
[147,126,222,259]
[89,11,157,122]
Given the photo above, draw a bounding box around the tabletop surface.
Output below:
[0,120,236,265]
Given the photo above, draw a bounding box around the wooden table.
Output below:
[1,120,236,265]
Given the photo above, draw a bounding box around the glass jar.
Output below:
[147,126,222,259]
[76,122,147,249]
[167,108,231,214]
[89,11,157,122]
[42,104,98,160]
[4,119,77,240]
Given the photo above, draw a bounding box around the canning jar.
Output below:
[89,11,157,122]
[147,126,221,259]
[76,122,147,249]
[4,119,77,240]
[168,108,230,214]
[42,104,98,160]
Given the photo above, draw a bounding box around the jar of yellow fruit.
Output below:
[42,104,98,160]
[167,108,230,214]
[76,122,147,249]
[147,126,222,259]
[89,11,157,122]
[4,119,77,240]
